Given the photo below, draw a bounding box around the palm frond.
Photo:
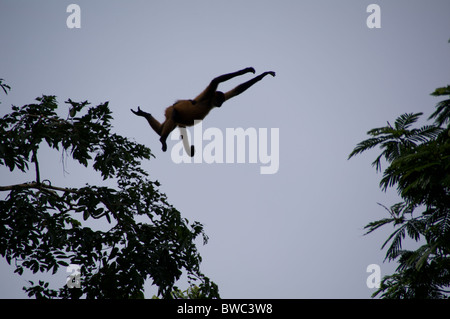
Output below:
[429,99,450,127]
[406,125,442,144]
[349,113,433,171]
[394,113,423,131]
[364,217,395,235]
[380,165,401,192]
[429,86,450,126]
[430,85,450,97]
[405,218,423,242]
[348,135,390,160]
[382,225,406,261]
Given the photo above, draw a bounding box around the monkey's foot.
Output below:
[160,137,168,152]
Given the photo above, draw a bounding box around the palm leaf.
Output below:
[382,225,406,261]
[394,113,423,131]
[428,86,450,126]
[348,135,390,160]
[364,217,395,235]
[429,99,450,127]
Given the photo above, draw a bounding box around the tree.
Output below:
[349,85,450,298]
[0,83,219,299]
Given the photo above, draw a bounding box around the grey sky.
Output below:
[1,0,449,298]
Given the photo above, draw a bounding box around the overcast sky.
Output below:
[1,0,449,298]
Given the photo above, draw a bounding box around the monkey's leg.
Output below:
[131,107,163,135]
[224,71,276,101]
[159,119,177,152]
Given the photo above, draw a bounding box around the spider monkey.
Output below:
[131,67,275,156]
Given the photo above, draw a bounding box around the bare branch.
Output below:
[32,149,40,184]
[0,181,118,219]
[0,181,83,194]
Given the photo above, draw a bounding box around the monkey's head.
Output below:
[213,91,225,107]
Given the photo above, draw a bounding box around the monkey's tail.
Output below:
[178,127,195,157]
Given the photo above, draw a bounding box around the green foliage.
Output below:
[0,88,219,299]
[429,85,450,127]
[152,281,219,299]
[349,84,450,298]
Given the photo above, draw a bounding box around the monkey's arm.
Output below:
[194,67,256,102]
[224,71,275,101]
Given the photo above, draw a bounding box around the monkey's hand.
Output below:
[131,107,146,116]
[245,67,256,74]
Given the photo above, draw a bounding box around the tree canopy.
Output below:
[0,83,218,299]
[349,85,450,298]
